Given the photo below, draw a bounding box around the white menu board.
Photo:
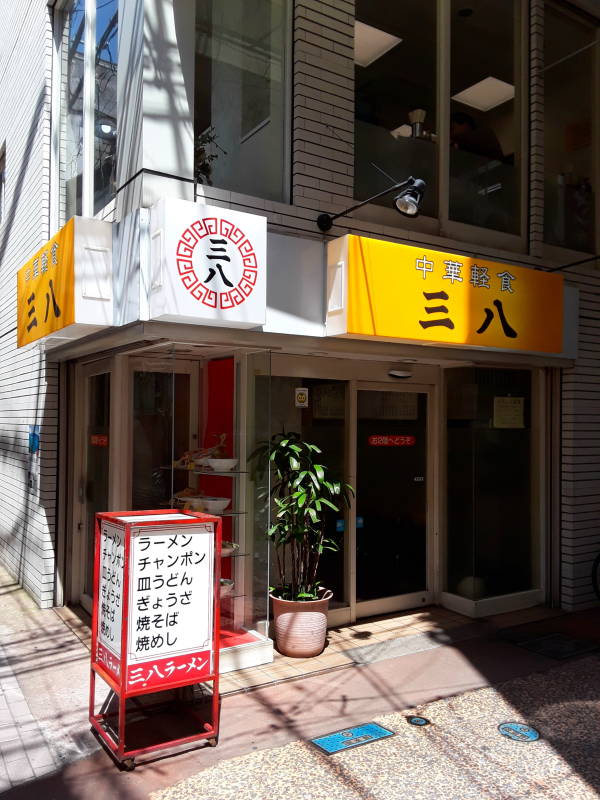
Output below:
[98,522,125,658]
[125,522,214,690]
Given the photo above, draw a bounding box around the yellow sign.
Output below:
[17,219,75,347]
[345,236,564,353]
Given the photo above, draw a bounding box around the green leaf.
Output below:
[314,465,325,481]
[289,456,300,470]
[320,498,339,511]
[307,507,319,523]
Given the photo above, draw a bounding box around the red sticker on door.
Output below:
[90,434,108,447]
[368,435,415,447]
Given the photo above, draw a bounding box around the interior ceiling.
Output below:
[355,0,516,128]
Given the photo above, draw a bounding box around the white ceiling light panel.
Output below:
[354,21,402,68]
[452,77,515,112]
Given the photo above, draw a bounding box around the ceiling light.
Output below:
[452,77,515,112]
[354,21,401,68]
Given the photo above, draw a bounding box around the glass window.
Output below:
[354,0,438,218]
[195,0,289,202]
[93,0,118,214]
[446,368,535,600]
[60,0,118,221]
[132,372,190,510]
[62,0,85,220]
[255,376,348,608]
[544,3,597,253]
[450,0,521,234]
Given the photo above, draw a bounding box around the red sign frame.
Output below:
[89,509,222,766]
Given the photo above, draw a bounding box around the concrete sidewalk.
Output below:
[0,562,599,799]
[151,655,600,800]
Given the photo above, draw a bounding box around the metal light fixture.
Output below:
[316,176,426,232]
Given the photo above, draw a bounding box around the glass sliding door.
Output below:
[355,388,430,615]
[446,367,536,601]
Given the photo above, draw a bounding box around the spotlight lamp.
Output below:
[316,176,426,233]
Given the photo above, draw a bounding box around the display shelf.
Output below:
[193,469,247,477]
[171,505,246,518]
[160,466,247,477]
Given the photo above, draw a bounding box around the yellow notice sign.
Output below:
[345,236,564,353]
[17,219,75,347]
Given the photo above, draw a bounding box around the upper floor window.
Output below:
[195,0,289,202]
[450,0,522,235]
[62,0,85,220]
[93,0,118,214]
[59,0,118,222]
[354,1,438,219]
[354,0,523,240]
[544,2,597,253]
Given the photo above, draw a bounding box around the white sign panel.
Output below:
[148,197,267,329]
[98,522,125,665]
[493,396,525,429]
[126,522,214,691]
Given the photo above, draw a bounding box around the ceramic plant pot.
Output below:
[270,589,333,658]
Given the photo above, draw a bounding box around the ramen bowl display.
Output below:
[206,458,239,472]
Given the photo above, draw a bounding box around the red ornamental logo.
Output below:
[176,217,259,309]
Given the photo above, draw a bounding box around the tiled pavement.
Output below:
[0,641,58,791]
[218,605,561,693]
[0,560,565,792]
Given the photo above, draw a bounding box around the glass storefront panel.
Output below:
[450,0,521,234]
[93,0,118,214]
[354,0,438,218]
[544,3,596,253]
[83,372,110,598]
[446,367,534,600]
[195,0,289,202]
[129,351,271,644]
[255,375,348,609]
[131,371,190,510]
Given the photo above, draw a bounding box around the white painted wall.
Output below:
[0,1,57,607]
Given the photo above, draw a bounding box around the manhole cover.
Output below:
[498,722,540,742]
[406,716,430,726]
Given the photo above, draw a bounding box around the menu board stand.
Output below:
[89,509,222,769]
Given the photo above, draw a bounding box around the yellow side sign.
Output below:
[17,219,75,347]
[346,235,564,354]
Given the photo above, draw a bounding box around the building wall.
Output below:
[0,0,598,612]
[562,270,600,610]
[0,1,57,607]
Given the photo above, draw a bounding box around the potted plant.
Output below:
[250,432,353,657]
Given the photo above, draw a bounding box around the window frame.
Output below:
[351,0,529,254]
[541,0,600,261]
[52,0,117,227]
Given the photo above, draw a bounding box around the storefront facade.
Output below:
[45,196,574,671]
[0,0,599,673]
